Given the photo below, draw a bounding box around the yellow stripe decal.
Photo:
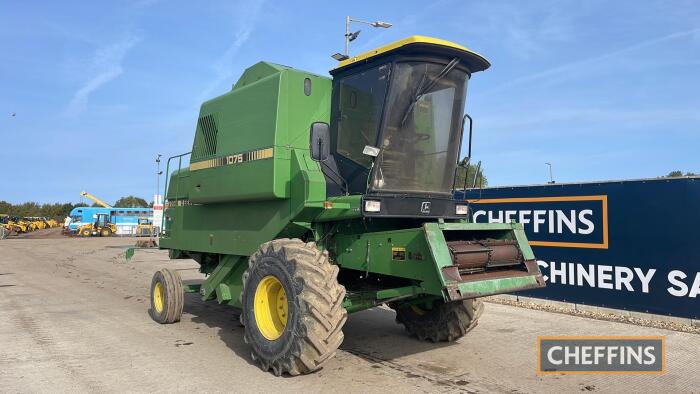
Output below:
[190,147,274,171]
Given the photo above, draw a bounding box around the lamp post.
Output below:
[156,154,162,204]
[332,16,392,60]
[545,162,554,184]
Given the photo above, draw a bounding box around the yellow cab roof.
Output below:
[332,35,490,73]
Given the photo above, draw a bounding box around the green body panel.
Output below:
[160,63,332,256]
[201,255,247,307]
[343,286,422,313]
[333,227,442,292]
[331,220,538,301]
[187,62,331,203]
[314,195,362,222]
[165,169,190,201]
[456,275,539,297]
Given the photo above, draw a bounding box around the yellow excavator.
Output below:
[77,213,117,237]
[13,217,33,233]
[28,217,47,230]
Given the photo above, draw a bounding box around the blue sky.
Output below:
[1,0,699,204]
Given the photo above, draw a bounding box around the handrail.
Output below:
[161,152,191,233]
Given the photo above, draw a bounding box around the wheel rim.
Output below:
[410,304,427,316]
[254,275,288,340]
[153,282,165,313]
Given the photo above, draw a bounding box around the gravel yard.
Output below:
[1,237,697,393]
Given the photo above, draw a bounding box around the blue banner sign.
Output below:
[459,177,700,319]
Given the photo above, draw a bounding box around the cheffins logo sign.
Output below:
[469,195,608,249]
[461,178,700,319]
[537,336,665,375]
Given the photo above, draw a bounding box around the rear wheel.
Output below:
[149,268,184,324]
[240,239,347,376]
[100,227,112,237]
[392,299,483,342]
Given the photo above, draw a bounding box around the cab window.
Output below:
[336,64,390,167]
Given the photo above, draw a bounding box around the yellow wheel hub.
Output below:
[153,282,164,313]
[254,275,288,340]
[410,304,426,316]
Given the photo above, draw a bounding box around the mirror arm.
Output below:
[461,157,471,200]
[465,114,473,159]
[453,113,473,196]
[314,129,349,195]
[318,138,325,161]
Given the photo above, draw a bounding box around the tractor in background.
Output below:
[77,213,117,237]
[135,217,155,237]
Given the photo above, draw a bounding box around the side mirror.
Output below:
[310,122,330,161]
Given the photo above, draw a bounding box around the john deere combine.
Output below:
[153,36,545,375]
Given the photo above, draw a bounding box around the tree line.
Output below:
[666,170,698,177]
[455,163,488,189]
[3,169,693,220]
[0,195,151,219]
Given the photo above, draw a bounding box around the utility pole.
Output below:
[156,154,162,204]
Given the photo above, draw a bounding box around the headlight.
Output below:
[455,204,468,215]
[364,200,381,212]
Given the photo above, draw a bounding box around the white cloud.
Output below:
[450,1,577,60]
[479,107,700,133]
[482,27,700,96]
[64,35,142,117]
[195,0,265,103]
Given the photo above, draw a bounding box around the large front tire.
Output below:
[241,239,347,376]
[392,299,484,342]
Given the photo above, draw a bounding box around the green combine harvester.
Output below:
[152,36,545,376]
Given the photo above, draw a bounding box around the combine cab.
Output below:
[152,36,545,375]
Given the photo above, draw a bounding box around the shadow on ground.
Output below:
[339,307,454,360]
[183,293,455,368]
[182,293,258,369]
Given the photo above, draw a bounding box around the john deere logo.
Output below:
[420,201,431,214]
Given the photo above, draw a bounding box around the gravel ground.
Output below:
[486,297,700,334]
[1,237,698,393]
